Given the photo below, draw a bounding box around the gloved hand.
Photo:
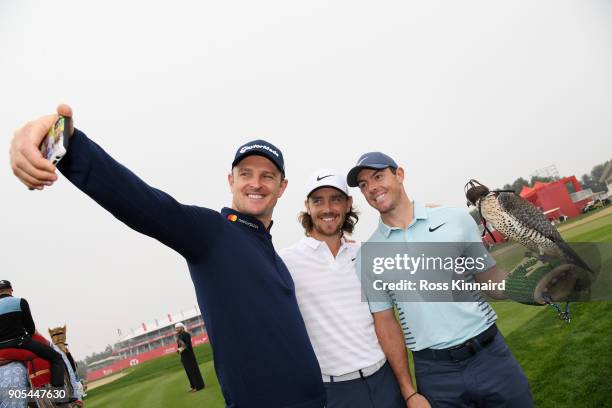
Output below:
[504,257,593,305]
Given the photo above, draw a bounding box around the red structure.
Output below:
[519,176,589,219]
[481,176,592,247]
[87,333,209,382]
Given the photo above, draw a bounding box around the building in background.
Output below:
[518,176,591,219]
[86,306,208,382]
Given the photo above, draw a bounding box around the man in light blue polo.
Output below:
[347,152,533,408]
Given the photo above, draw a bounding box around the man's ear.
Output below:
[228,172,234,189]
[278,178,288,198]
[346,196,353,213]
[304,198,310,214]
[396,167,405,183]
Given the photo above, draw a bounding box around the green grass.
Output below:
[504,302,612,408]
[562,214,612,242]
[85,344,225,407]
[489,211,612,407]
[87,211,612,407]
[552,205,611,230]
[491,302,545,336]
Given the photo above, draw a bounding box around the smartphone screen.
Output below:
[40,116,69,164]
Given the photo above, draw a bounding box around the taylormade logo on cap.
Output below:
[232,139,285,174]
[239,144,280,157]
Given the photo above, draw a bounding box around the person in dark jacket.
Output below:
[0,280,65,387]
[9,105,326,408]
[175,323,205,392]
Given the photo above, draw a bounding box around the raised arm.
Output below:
[9,105,219,261]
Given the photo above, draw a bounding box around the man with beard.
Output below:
[9,105,325,408]
[346,152,533,408]
[279,169,408,408]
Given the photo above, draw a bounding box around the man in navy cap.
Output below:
[0,280,66,387]
[346,152,533,408]
[9,105,326,408]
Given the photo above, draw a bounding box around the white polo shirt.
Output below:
[279,237,385,376]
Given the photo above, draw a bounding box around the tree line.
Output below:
[76,344,114,380]
[501,161,609,194]
[469,160,609,225]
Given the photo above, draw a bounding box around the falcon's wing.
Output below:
[497,193,593,272]
[497,192,563,242]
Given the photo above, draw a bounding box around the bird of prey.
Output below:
[464,179,593,273]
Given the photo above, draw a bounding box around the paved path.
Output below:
[87,372,127,390]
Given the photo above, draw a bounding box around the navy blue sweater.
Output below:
[58,130,325,408]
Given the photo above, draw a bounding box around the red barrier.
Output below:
[87,333,209,381]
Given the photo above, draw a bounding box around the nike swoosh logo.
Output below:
[351,257,356,262]
[317,174,333,181]
[429,223,446,232]
[357,156,369,165]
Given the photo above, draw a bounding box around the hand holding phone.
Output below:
[10,104,74,190]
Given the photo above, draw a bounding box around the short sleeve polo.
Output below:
[364,202,497,351]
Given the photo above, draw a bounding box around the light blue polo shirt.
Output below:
[364,201,497,351]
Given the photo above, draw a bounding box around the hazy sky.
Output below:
[1,0,611,360]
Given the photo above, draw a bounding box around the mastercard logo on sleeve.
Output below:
[227,214,238,222]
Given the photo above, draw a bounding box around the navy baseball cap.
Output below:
[0,280,12,290]
[347,152,398,187]
[232,139,285,175]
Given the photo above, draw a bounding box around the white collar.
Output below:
[301,236,349,252]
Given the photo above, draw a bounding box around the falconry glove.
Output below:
[504,257,593,306]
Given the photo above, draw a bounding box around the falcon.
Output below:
[464,179,592,273]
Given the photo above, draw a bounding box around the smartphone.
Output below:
[40,116,71,165]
